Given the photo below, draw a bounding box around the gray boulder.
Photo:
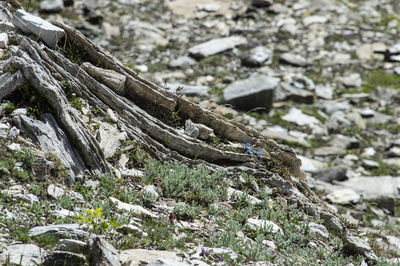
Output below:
[40,0,64,13]
[2,244,46,266]
[223,75,279,111]
[12,9,65,48]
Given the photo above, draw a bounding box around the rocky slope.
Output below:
[0,0,400,265]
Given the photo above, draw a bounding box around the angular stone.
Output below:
[168,56,197,68]
[298,155,328,173]
[43,251,87,266]
[28,224,90,240]
[109,197,158,218]
[326,188,360,204]
[96,122,127,158]
[340,73,362,87]
[246,218,283,235]
[124,20,168,51]
[168,83,209,97]
[82,62,126,93]
[12,9,65,48]
[252,0,273,7]
[308,222,329,242]
[0,122,10,139]
[47,184,65,199]
[116,224,144,236]
[0,32,8,48]
[120,168,144,178]
[3,244,46,266]
[280,82,314,104]
[40,0,64,13]
[242,46,271,67]
[89,237,120,266]
[227,187,262,205]
[261,129,310,148]
[282,108,319,126]
[314,167,347,183]
[142,185,160,200]
[338,176,400,200]
[303,15,328,27]
[279,53,310,67]
[343,231,378,262]
[119,249,182,266]
[313,146,346,156]
[189,36,246,59]
[223,75,279,111]
[15,114,85,179]
[315,85,333,100]
[0,71,24,102]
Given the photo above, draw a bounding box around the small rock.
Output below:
[362,159,379,169]
[308,222,329,242]
[117,224,144,236]
[315,85,333,100]
[303,15,328,27]
[96,122,127,158]
[120,168,144,178]
[106,108,118,123]
[340,73,362,87]
[56,239,87,254]
[184,119,199,138]
[109,197,158,218]
[246,218,283,235]
[8,126,20,140]
[168,56,197,68]
[189,36,246,59]
[11,108,28,117]
[118,154,129,169]
[279,53,311,67]
[0,33,8,49]
[314,167,347,183]
[223,75,279,111]
[0,122,10,139]
[39,0,64,13]
[43,251,87,266]
[343,232,378,262]
[142,185,160,200]
[252,0,273,7]
[12,9,65,48]
[47,184,65,199]
[168,84,209,97]
[89,237,120,266]
[3,244,46,266]
[282,108,319,127]
[7,143,21,151]
[242,46,271,67]
[326,188,360,204]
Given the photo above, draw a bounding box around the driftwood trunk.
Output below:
[0,11,376,261]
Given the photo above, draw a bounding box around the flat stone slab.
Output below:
[279,53,311,67]
[12,9,65,48]
[326,188,360,204]
[338,176,400,200]
[189,36,246,59]
[2,244,46,266]
[282,108,320,126]
[28,224,90,240]
[223,75,279,111]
